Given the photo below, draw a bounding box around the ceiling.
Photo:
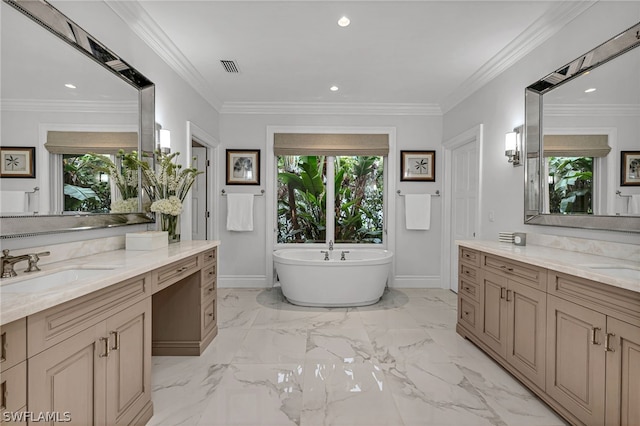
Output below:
[9,1,597,114]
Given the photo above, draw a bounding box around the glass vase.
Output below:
[159,213,180,243]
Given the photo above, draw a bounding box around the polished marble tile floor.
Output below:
[149,288,567,426]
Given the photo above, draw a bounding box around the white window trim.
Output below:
[266,125,396,287]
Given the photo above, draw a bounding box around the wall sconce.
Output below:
[505,126,523,166]
[158,129,171,154]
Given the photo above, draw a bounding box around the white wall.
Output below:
[218,113,442,287]
[1,1,220,249]
[443,1,640,245]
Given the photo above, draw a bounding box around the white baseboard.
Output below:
[392,275,442,289]
[218,275,270,288]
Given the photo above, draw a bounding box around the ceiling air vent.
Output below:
[220,60,240,73]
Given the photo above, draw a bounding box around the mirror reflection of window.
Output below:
[63,154,112,213]
[545,156,593,215]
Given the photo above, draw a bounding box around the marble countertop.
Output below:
[0,240,220,325]
[457,240,640,294]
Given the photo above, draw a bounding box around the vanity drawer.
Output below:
[154,255,201,293]
[0,318,26,372]
[459,247,480,266]
[201,264,216,285]
[548,271,640,324]
[0,361,26,423]
[202,297,217,333]
[28,273,149,357]
[202,248,217,268]
[459,278,479,302]
[201,279,216,302]
[459,263,478,284]
[482,254,546,290]
[458,296,479,333]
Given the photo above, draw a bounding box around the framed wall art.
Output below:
[226,149,260,185]
[0,146,36,178]
[400,150,435,182]
[621,150,640,186]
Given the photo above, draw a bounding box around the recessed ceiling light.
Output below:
[585,88,596,93]
[338,16,350,27]
[64,83,76,89]
[330,85,339,92]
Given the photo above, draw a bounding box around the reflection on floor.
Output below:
[149,288,567,426]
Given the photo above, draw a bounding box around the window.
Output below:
[273,132,389,246]
[277,155,384,244]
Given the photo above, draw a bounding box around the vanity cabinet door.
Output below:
[480,271,508,358]
[506,280,546,390]
[105,299,152,426]
[605,317,640,426]
[28,323,107,426]
[546,295,606,426]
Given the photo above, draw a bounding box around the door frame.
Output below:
[186,121,219,241]
[441,124,483,291]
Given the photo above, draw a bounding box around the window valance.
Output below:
[45,131,138,155]
[543,135,610,158]
[274,133,389,156]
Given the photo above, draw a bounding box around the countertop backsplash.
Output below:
[526,233,640,263]
[5,235,126,266]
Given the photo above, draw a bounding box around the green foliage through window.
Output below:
[548,156,593,214]
[63,154,111,213]
[277,155,384,244]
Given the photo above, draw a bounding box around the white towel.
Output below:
[629,195,640,215]
[0,191,26,213]
[405,194,431,230]
[226,193,254,231]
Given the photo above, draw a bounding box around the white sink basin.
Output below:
[586,264,640,281]
[0,267,116,293]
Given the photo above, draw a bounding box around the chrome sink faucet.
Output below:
[1,249,50,278]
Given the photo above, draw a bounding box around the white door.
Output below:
[450,141,478,291]
[192,146,207,240]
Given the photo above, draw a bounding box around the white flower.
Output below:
[150,196,183,216]
[110,198,139,213]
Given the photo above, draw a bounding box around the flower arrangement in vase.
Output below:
[138,151,202,243]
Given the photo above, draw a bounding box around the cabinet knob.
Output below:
[177,266,188,273]
[590,327,601,345]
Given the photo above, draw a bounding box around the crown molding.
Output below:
[545,104,640,117]
[440,0,596,114]
[220,102,441,116]
[1,99,138,113]
[106,1,223,111]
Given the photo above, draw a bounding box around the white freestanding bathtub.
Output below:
[273,248,393,307]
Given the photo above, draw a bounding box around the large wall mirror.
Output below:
[1,0,155,238]
[524,22,640,233]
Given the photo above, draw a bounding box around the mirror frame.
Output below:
[1,0,156,239]
[524,22,640,233]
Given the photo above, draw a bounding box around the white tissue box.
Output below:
[126,231,168,250]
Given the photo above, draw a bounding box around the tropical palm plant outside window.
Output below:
[547,156,593,214]
[277,155,384,244]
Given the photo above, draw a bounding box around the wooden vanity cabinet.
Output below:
[152,248,218,355]
[457,246,640,426]
[547,271,640,426]
[477,254,547,390]
[0,319,27,425]
[27,274,152,426]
